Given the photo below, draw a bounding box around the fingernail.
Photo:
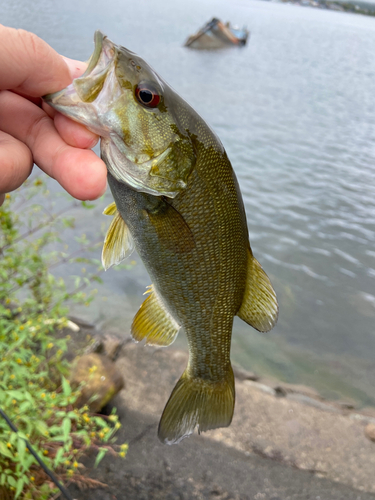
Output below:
[62,56,88,81]
[87,136,99,149]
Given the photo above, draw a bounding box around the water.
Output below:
[2,0,375,405]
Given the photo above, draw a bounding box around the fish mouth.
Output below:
[44,30,98,102]
[43,31,116,131]
[83,30,105,77]
[43,30,116,107]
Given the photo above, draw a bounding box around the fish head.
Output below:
[44,31,196,197]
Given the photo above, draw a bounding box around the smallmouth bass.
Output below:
[44,31,278,444]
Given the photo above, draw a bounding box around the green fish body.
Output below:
[44,31,278,444]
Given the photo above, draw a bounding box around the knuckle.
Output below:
[26,113,51,149]
[17,29,42,60]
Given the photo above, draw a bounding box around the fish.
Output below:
[44,31,278,444]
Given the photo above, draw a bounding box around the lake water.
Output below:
[2,0,375,405]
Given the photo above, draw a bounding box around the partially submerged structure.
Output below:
[184,18,249,50]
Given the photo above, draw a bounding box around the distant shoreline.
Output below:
[276,0,375,16]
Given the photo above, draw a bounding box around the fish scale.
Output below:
[44,30,278,444]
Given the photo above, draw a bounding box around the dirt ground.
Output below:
[65,323,375,500]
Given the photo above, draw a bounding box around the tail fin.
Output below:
[158,367,235,445]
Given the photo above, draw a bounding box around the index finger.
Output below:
[0,25,85,96]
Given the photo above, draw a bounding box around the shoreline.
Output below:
[65,318,375,499]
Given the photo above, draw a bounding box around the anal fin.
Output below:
[237,250,279,332]
[102,202,135,270]
[131,285,180,347]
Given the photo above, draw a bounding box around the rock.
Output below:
[243,380,276,396]
[286,393,340,413]
[334,400,357,411]
[87,334,126,361]
[65,319,80,332]
[68,315,96,329]
[273,382,321,400]
[232,365,259,381]
[364,423,375,442]
[359,407,375,419]
[70,353,125,412]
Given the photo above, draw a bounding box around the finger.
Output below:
[42,57,88,118]
[53,112,99,149]
[0,130,33,193]
[42,100,100,148]
[0,25,86,96]
[0,194,5,206]
[62,56,87,80]
[0,90,106,200]
[42,100,57,119]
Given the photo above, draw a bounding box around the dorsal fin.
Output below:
[131,285,181,346]
[102,202,135,270]
[237,250,278,332]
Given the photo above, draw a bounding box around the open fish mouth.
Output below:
[82,30,106,77]
[43,31,118,135]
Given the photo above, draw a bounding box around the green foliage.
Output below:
[0,180,128,500]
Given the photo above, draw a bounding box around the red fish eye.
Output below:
[135,84,160,108]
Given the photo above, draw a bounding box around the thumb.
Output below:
[0,25,83,96]
[61,56,87,81]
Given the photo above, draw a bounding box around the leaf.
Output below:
[63,417,71,441]
[61,377,71,397]
[16,431,28,441]
[15,477,25,499]
[6,390,25,401]
[17,437,26,462]
[34,420,49,437]
[19,401,31,413]
[54,447,65,467]
[0,441,13,459]
[94,447,108,468]
[7,475,17,487]
[22,454,36,470]
[50,435,66,442]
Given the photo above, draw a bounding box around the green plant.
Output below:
[0,179,128,499]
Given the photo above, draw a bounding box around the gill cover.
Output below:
[44,30,196,198]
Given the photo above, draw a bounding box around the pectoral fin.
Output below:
[147,201,195,254]
[102,203,135,270]
[131,285,180,346]
[237,250,278,332]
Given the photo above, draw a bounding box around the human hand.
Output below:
[0,25,107,206]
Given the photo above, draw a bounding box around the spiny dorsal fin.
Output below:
[102,203,134,271]
[158,367,235,445]
[131,285,180,347]
[237,250,278,332]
